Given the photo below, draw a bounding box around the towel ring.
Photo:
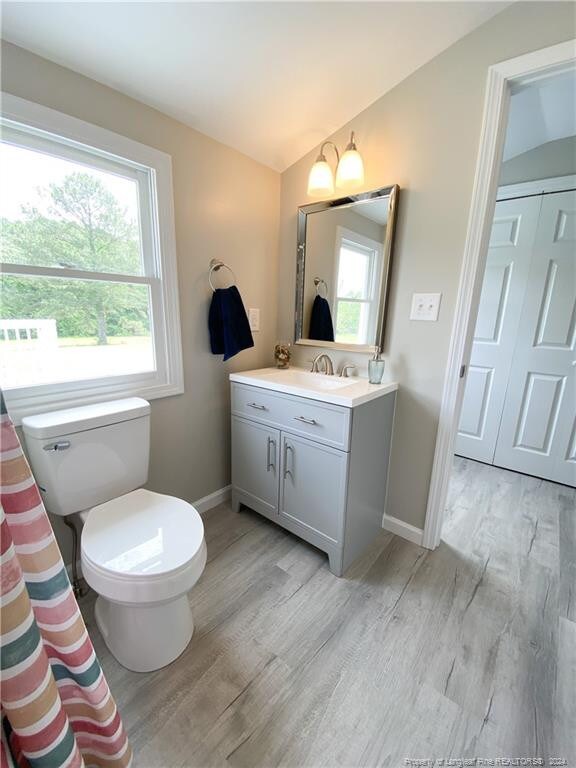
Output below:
[209,259,237,292]
[314,277,328,299]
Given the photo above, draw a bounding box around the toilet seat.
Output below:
[81,489,207,605]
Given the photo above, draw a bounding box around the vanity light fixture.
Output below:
[307,131,365,197]
[335,132,365,189]
[307,142,338,197]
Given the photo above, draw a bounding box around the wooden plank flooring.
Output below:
[80,458,576,767]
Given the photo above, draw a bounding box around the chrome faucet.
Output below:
[339,363,356,378]
[311,353,334,375]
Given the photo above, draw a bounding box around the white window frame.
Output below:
[0,93,183,424]
[332,226,384,346]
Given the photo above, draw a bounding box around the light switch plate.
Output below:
[410,293,441,322]
[248,308,260,331]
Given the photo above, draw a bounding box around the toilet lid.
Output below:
[82,489,205,578]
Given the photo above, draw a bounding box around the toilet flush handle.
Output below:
[43,441,71,452]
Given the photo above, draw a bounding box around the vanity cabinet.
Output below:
[230,380,396,576]
[231,417,280,517]
[279,433,347,547]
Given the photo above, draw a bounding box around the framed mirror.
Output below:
[294,185,399,352]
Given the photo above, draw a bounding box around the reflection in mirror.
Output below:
[295,186,399,352]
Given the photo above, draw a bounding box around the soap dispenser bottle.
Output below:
[368,350,385,384]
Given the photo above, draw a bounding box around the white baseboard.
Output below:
[382,514,424,547]
[193,485,231,515]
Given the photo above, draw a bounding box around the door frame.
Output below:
[422,39,576,550]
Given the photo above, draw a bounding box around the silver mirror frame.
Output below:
[294,184,400,353]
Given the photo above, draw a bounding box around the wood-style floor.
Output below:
[81,458,576,767]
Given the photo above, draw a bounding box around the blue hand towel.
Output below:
[309,295,334,342]
[209,285,254,361]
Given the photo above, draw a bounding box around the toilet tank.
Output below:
[22,398,151,517]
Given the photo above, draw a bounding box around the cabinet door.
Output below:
[279,433,347,545]
[231,417,280,516]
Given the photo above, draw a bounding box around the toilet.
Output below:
[22,398,207,673]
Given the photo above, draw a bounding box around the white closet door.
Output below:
[493,190,576,486]
[455,196,542,463]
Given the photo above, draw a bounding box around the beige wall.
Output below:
[278,2,575,530]
[1,41,280,564]
[500,135,576,186]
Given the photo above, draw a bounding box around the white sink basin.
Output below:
[229,367,398,408]
[259,369,354,391]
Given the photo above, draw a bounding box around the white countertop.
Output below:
[229,367,398,408]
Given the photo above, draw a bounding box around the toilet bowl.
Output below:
[21,398,208,673]
[81,488,207,672]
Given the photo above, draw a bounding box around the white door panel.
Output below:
[458,365,494,439]
[494,191,576,486]
[512,372,565,453]
[456,196,542,462]
[564,419,576,463]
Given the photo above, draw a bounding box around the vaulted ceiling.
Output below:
[504,70,576,161]
[2,2,509,170]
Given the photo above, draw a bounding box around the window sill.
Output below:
[3,374,184,426]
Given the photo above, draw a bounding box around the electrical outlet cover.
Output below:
[248,308,260,331]
[410,293,441,322]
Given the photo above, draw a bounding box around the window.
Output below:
[333,227,383,345]
[0,95,183,422]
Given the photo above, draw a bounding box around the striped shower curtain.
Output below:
[0,395,132,768]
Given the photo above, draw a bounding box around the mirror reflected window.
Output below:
[334,229,383,345]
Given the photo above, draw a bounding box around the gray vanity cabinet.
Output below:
[230,381,396,576]
[231,417,280,517]
[279,433,347,563]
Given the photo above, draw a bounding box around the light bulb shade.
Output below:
[335,148,365,188]
[307,159,334,196]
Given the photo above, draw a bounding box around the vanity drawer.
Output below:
[279,397,350,450]
[232,384,282,422]
[231,383,351,451]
